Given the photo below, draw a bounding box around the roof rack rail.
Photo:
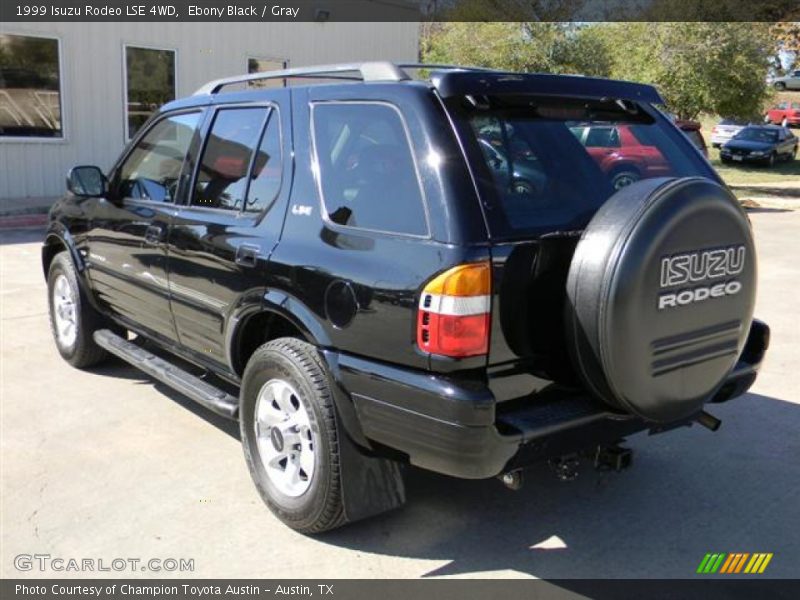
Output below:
[193,61,409,95]
[193,61,501,96]
[396,63,499,73]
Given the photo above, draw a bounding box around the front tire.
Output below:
[47,251,109,368]
[240,337,346,533]
[774,82,786,91]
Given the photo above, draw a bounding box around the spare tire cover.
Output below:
[565,177,756,423]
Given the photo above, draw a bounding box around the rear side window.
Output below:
[312,102,428,236]
[193,107,268,210]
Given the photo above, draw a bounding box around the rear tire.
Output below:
[774,82,786,91]
[240,337,347,534]
[610,167,641,190]
[47,251,109,368]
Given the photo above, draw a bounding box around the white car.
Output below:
[773,70,800,91]
[710,119,748,148]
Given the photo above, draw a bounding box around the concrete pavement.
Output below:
[1,211,798,579]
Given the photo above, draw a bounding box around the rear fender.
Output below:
[256,291,370,448]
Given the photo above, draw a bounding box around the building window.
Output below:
[247,57,287,88]
[0,33,63,138]
[125,45,176,139]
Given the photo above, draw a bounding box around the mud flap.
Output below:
[337,418,406,523]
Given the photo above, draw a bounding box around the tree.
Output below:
[422,21,773,121]
[421,22,611,77]
[598,23,773,120]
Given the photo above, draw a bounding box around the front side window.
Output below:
[116,112,200,203]
[312,103,428,236]
[125,46,176,139]
[0,34,62,138]
[192,107,268,210]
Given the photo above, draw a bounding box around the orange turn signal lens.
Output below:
[421,262,491,297]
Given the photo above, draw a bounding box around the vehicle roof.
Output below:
[159,62,663,114]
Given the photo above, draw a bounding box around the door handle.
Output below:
[235,244,260,268]
[144,224,165,245]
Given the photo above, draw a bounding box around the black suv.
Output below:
[43,62,769,533]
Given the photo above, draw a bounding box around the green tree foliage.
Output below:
[423,21,774,121]
[421,22,611,76]
[598,23,774,120]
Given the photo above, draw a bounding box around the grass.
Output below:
[697,103,800,188]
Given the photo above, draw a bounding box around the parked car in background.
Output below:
[476,137,547,196]
[765,101,800,128]
[675,119,708,157]
[710,119,748,148]
[772,70,800,91]
[570,123,671,189]
[720,125,798,166]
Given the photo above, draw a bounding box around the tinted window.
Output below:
[0,34,62,138]
[193,108,268,210]
[463,96,713,238]
[584,126,620,147]
[734,128,778,143]
[244,111,282,213]
[125,46,176,138]
[312,103,428,236]
[117,112,200,203]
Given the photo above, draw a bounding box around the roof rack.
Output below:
[193,61,499,95]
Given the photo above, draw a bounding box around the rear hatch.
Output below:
[434,71,722,402]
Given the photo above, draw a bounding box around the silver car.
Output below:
[773,70,800,91]
[710,119,748,148]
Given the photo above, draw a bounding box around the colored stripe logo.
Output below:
[696,552,773,574]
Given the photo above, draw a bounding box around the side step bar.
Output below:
[93,329,238,419]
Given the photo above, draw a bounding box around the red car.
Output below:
[571,124,671,189]
[675,119,708,157]
[765,101,800,127]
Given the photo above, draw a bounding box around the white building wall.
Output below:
[0,22,419,200]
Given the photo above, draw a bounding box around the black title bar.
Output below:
[1,0,798,22]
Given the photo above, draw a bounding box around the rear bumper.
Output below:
[328,319,769,480]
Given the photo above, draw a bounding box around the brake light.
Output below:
[416,262,491,358]
[712,126,718,133]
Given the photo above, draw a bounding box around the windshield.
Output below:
[460,96,716,238]
[734,128,778,143]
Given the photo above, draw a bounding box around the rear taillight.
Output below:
[712,126,718,133]
[416,262,491,358]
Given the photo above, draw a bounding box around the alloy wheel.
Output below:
[254,378,316,497]
[52,274,78,348]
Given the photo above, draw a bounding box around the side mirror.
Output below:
[66,165,107,197]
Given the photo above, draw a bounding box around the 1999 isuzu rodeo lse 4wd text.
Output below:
[43,63,769,532]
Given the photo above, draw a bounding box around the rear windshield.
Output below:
[460,96,716,238]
